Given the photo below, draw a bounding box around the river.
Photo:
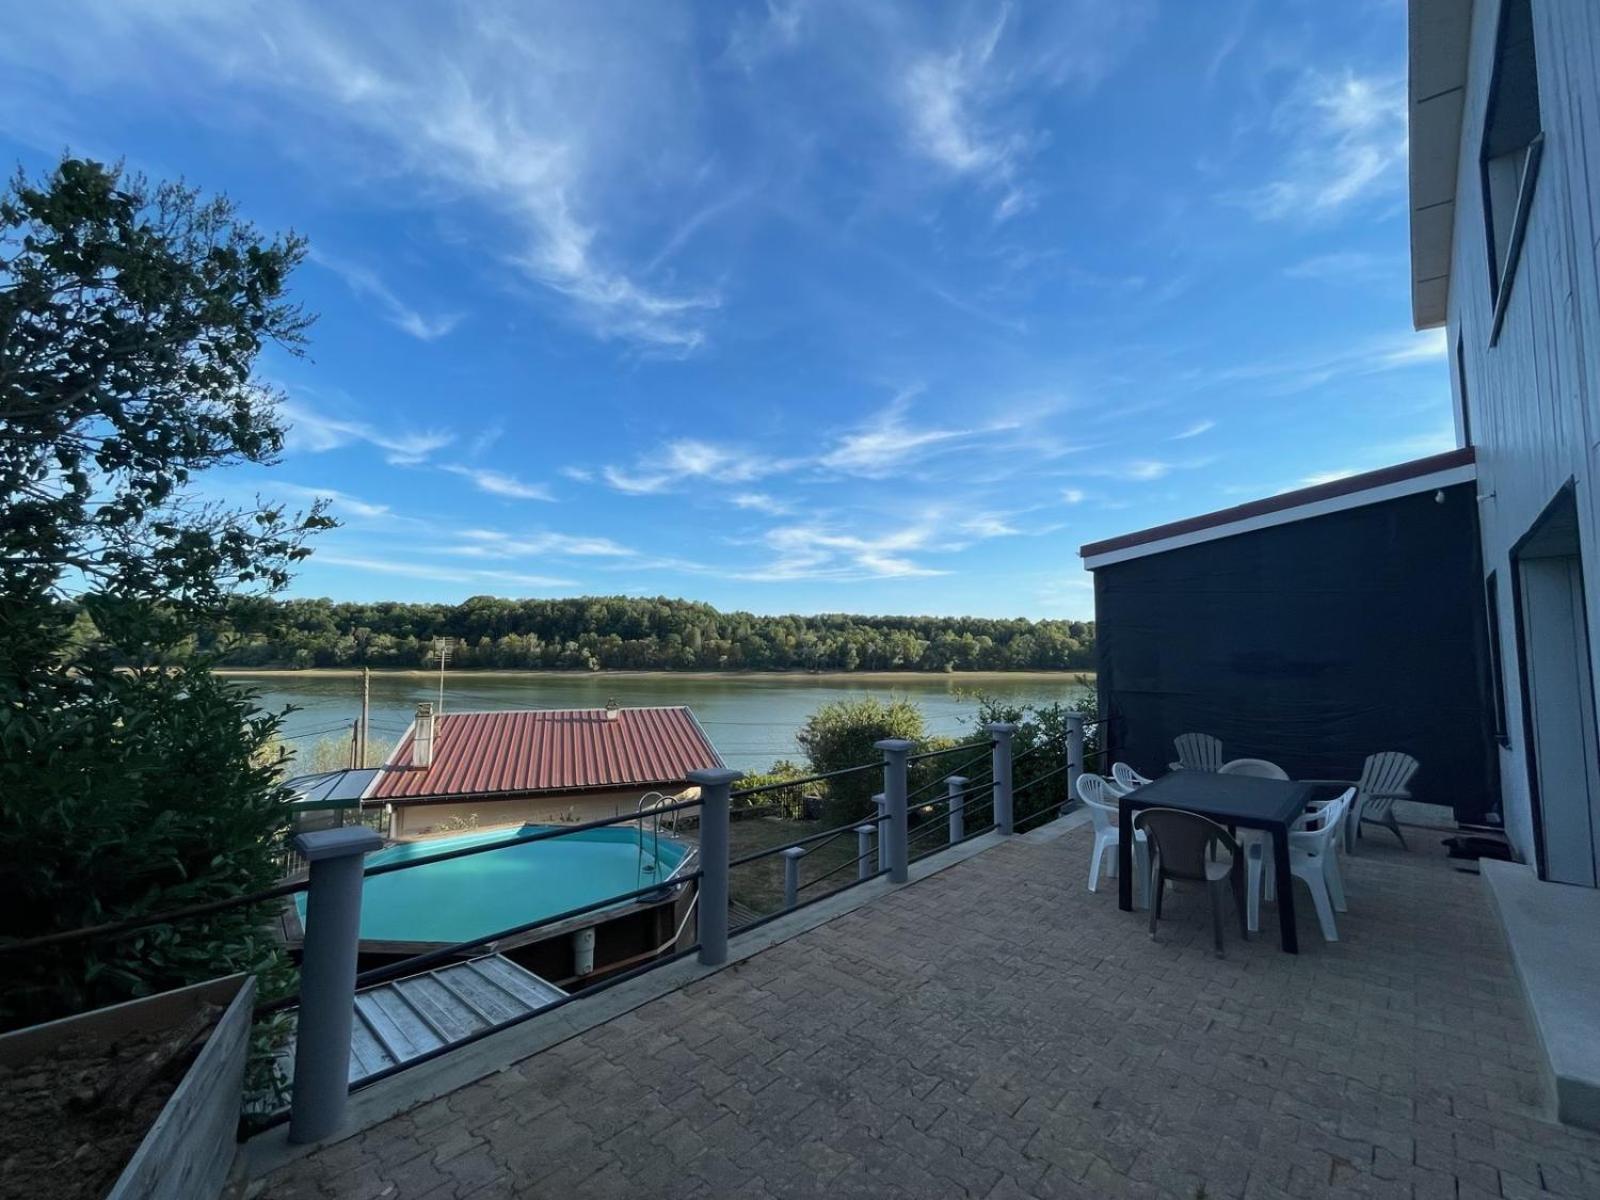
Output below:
[227,671,1092,774]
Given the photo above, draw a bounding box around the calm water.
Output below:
[231,672,1090,774]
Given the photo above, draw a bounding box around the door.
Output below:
[1513,485,1600,886]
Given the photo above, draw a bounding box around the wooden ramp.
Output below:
[281,955,567,1088]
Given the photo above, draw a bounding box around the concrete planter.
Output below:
[0,973,256,1200]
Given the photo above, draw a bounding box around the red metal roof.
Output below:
[368,707,725,803]
[1079,447,1476,560]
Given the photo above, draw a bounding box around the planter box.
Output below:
[0,973,256,1200]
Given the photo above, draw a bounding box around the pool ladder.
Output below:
[634,791,670,890]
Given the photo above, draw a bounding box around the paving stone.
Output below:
[257,827,1600,1200]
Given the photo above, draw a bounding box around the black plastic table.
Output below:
[1117,772,1315,953]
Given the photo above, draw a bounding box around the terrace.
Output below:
[244,809,1600,1198]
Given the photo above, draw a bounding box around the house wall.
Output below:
[1093,483,1498,822]
[1445,0,1600,865]
[388,786,697,839]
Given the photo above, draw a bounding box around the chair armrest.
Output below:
[1298,779,1357,788]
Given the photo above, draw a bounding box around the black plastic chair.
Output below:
[1133,806,1249,955]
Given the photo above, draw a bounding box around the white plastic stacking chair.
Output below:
[1218,757,1288,780]
[1076,773,1153,907]
[1246,789,1354,942]
[1111,762,1151,793]
[1169,733,1224,773]
[1304,752,1419,852]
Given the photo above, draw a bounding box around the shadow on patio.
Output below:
[255,819,1600,1199]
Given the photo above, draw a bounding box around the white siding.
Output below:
[1446,0,1600,862]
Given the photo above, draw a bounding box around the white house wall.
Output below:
[1447,0,1600,862]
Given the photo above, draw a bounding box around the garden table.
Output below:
[1118,771,1315,953]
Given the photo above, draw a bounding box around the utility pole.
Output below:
[359,667,371,769]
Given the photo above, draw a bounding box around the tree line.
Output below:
[201,596,1095,672]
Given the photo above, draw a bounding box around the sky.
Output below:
[0,0,1450,621]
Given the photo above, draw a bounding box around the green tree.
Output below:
[0,157,329,1032]
[795,695,927,824]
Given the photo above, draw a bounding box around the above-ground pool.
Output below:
[296,824,691,946]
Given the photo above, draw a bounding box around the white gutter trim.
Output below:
[1082,462,1477,571]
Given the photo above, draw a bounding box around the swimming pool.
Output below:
[295,824,692,947]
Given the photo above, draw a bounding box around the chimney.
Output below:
[605,698,620,722]
[413,702,436,768]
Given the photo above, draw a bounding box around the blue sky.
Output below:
[1,0,1448,620]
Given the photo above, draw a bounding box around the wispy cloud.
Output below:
[745,522,948,581]
[1283,250,1394,282]
[1228,70,1407,220]
[282,400,453,465]
[1061,487,1087,504]
[731,492,794,516]
[277,483,391,520]
[1172,419,1215,440]
[602,440,767,495]
[452,529,635,557]
[1189,328,1448,395]
[819,396,976,478]
[312,251,462,341]
[442,465,554,501]
[319,554,574,589]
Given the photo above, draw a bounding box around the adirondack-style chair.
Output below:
[1169,732,1224,773]
[1304,751,1420,852]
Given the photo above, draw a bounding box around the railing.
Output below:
[0,713,1096,1146]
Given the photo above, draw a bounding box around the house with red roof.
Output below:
[363,703,725,838]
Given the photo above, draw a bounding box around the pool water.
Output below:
[296,824,690,946]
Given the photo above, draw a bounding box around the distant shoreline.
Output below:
[215,668,1096,684]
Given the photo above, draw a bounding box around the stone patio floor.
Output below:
[257,821,1600,1199]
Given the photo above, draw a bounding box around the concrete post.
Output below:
[986,723,1018,835]
[782,846,805,910]
[854,825,876,881]
[946,775,967,844]
[289,826,382,1145]
[1065,713,1086,810]
[876,740,913,884]
[689,768,741,966]
[873,793,888,873]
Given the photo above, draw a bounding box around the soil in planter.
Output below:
[0,1005,219,1200]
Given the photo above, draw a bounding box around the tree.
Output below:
[795,695,927,823]
[0,157,329,1032]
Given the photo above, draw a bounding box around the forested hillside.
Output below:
[204,596,1095,672]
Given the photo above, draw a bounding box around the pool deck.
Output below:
[253,818,1600,1199]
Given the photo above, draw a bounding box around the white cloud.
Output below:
[602,439,767,495]
[958,514,1020,539]
[1061,487,1087,504]
[3,4,718,352]
[745,522,948,581]
[819,397,974,477]
[282,401,453,465]
[1230,70,1407,221]
[277,483,390,519]
[454,529,635,558]
[1283,251,1393,282]
[560,466,594,483]
[724,0,808,71]
[1172,419,1215,440]
[442,465,554,502]
[318,554,574,589]
[1124,460,1172,481]
[312,251,462,341]
[731,492,793,515]
[1376,327,1448,367]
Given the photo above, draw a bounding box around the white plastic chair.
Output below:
[1111,762,1151,792]
[1303,752,1419,851]
[1169,733,1224,773]
[1218,757,1288,780]
[1246,789,1354,942]
[1077,773,1153,906]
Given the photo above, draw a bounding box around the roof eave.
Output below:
[1408,0,1474,330]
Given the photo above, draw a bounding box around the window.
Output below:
[1485,570,1510,746]
[1455,332,1473,447]
[1479,0,1543,342]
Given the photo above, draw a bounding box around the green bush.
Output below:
[794,695,927,826]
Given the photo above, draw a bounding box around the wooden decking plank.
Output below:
[349,1007,395,1081]
[400,975,489,1041]
[436,963,525,1022]
[474,956,566,1007]
[355,991,424,1063]
[366,987,447,1058]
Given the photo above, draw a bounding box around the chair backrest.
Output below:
[1219,757,1289,780]
[1133,807,1238,881]
[1357,752,1419,817]
[1298,788,1355,855]
[1173,733,1224,772]
[1075,773,1117,832]
[1111,762,1151,792]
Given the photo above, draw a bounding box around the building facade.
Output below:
[1410,0,1600,884]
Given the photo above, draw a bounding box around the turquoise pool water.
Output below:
[296,825,690,946]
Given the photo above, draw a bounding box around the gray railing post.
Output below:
[873,793,888,872]
[689,768,742,966]
[876,740,913,883]
[1065,713,1086,809]
[289,826,382,1145]
[986,723,1018,835]
[782,846,805,910]
[854,824,876,881]
[946,775,967,843]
